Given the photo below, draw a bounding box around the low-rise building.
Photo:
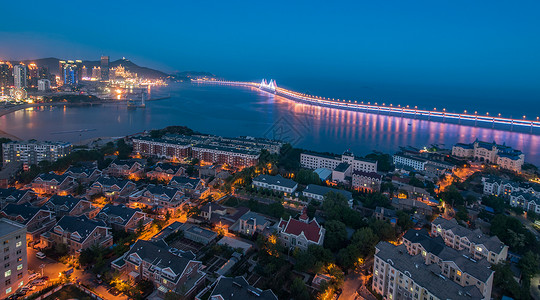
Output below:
[64,165,102,183]
[112,239,206,298]
[44,195,99,219]
[374,206,397,225]
[88,176,137,199]
[147,162,186,181]
[302,184,353,206]
[0,188,36,208]
[0,203,55,245]
[30,173,76,195]
[301,151,377,174]
[393,153,428,171]
[182,223,218,245]
[236,211,273,236]
[252,174,297,195]
[103,159,145,178]
[452,139,525,172]
[129,184,186,215]
[0,218,28,299]
[43,215,113,254]
[351,170,382,192]
[97,204,152,233]
[431,217,508,264]
[205,276,278,300]
[277,212,325,251]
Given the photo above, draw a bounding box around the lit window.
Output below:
[4,270,10,277]
[6,287,11,294]
[456,270,462,276]
[15,242,21,248]
[17,265,22,271]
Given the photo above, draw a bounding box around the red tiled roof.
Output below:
[283,218,322,243]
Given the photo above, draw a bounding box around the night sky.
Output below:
[1,0,539,103]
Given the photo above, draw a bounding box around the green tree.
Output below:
[323,220,348,252]
[289,277,310,300]
[519,251,540,280]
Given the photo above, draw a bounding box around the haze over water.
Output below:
[1,83,539,164]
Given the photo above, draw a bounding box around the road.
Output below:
[27,248,128,300]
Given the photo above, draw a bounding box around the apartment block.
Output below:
[2,141,71,167]
[0,218,28,299]
[431,217,508,264]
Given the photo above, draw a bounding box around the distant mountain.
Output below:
[14,57,168,79]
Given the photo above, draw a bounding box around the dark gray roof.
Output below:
[210,276,278,300]
[126,239,192,282]
[47,195,80,211]
[94,176,131,189]
[0,188,31,201]
[1,203,41,224]
[154,162,184,173]
[99,204,141,226]
[404,230,446,255]
[169,176,201,188]
[35,172,72,183]
[303,184,353,200]
[65,166,99,176]
[55,215,108,242]
[375,242,483,300]
[334,162,350,173]
[108,159,145,168]
[252,174,297,189]
[146,184,181,199]
[432,217,506,254]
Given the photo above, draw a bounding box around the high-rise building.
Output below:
[0,218,28,299]
[13,64,27,89]
[27,63,38,87]
[38,66,49,80]
[81,65,88,79]
[0,62,12,88]
[38,79,51,91]
[91,66,101,80]
[59,60,79,86]
[100,56,109,81]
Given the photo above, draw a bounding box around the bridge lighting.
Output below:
[486,112,489,116]
[434,108,436,111]
[499,113,501,117]
[406,105,409,108]
[464,110,467,113]
[523,115,526,119]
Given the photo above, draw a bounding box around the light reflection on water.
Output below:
[0,83,538,165]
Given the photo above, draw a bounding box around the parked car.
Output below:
[108,287,121,296]
[36,252,46,259]
[28,273,40,281]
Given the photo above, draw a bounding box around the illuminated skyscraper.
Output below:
[101,56,109,81]
[81,65,88,79]
[13,64,27,89]
[27,63,38,87]
[92,66,101,80]
[38,66,49,80]
[60,60,79,86]
[0,62,12,88]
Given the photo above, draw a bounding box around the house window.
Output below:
[4,270,11,277]
[15,242,21,248]
[5,287,12,294]
[17,264,22,271]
